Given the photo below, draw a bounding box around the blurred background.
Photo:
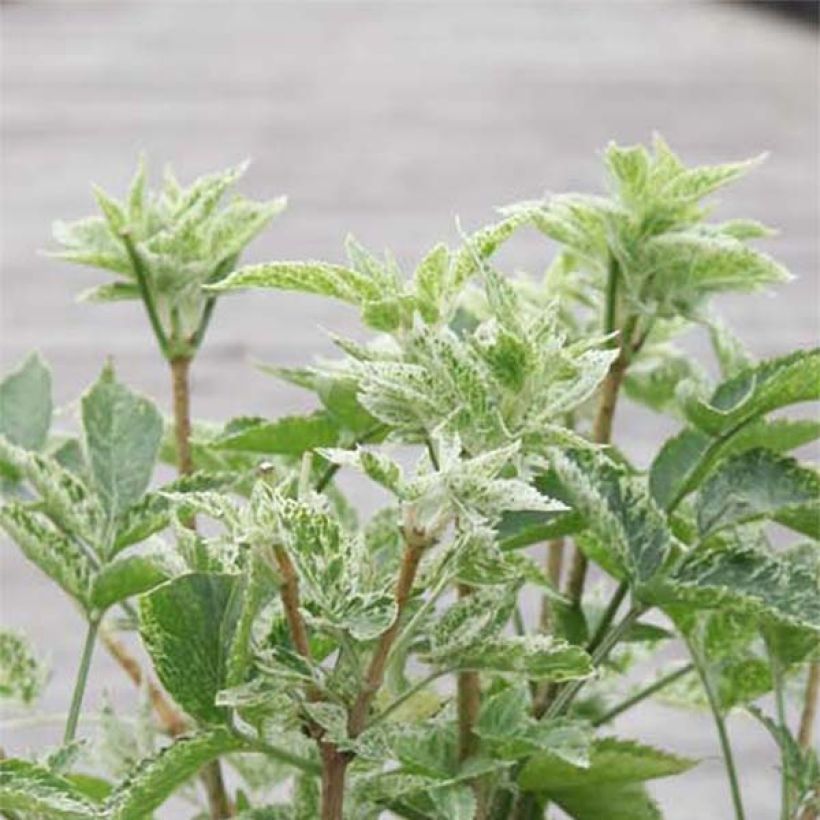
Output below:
[1,2,818,817]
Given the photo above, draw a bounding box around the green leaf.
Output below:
[106,727,243,820]
[318,446,403,495]
[442,635,592,681]
[0,758,96,818]
[215,413,339,455]
[695,449,819,538]
[550,782,663,820]
[550,449,671,588]
[650,417,820,512]
[519,736,696,792]
[413,243,450,323]
[0,437,102,542]
[82,363,163,524]
[680,347,820,436]
[77,281,141,303]
[139,572,242,723]
[91,554,171,611]
[452,213,532,288]
[657,541,820,632]
[427,584,516,659]
[0,503,93,606]
[112,470,236,552]
[207,261,379,304]
[0,629,47,705]
[0,353,52,451]
[476,686,593,764]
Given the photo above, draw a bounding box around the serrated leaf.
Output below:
[0,503,93,606]
[82,364,162,525]
[695,449,819,537]
[518,736,696,792]
[105,728,243,819]
[0,759,97,818]
[427,584,516,659]
[442,635,592,681]
[413,243,450,323]
[550,449,671,588]
[207,261,379,303]
[215,412,339,455]
[112,470,236,552]
[78,281,141,303]
[650,417,820,512]
[318,446,403,495]
[91,554,171,611]
[139,572,242,723]
[657,541,820,632]
[680,347,820,436]
[550,782,663,820]
[0,353,52,452]
[476,686,593,765]
[0,437,103,542]
[452,213,533,287]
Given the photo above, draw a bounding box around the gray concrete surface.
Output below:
[1,2,817,817]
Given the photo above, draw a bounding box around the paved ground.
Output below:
[1,2,817,817]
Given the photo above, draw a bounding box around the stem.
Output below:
[170,357,195,478]
[689,641,746,820]
[168,349,231,818]
[542,606,643,720]
[798,662,819,750]
[592,663,694,726]
[274,544,314,664]
[771,655,793,820]
[120,230,169,357]
[587,580,628,655]
[564,266,635,606]
[457,583,481,764]
[320,743,350,820]
[367,669,448,730]
[240,734,321,776]
[348,531,427,737]
[538,537,565,633]
[63,619,99,744]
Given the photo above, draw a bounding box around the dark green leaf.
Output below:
[519,736,696,792]
[91,554,171,611]
[139,572,242,723]
[650,418,820,512]
[215,413,339,455]
[695,449,819,538]
[550,782,663,820]
[680,348,820,436]
[550,449,671,589]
